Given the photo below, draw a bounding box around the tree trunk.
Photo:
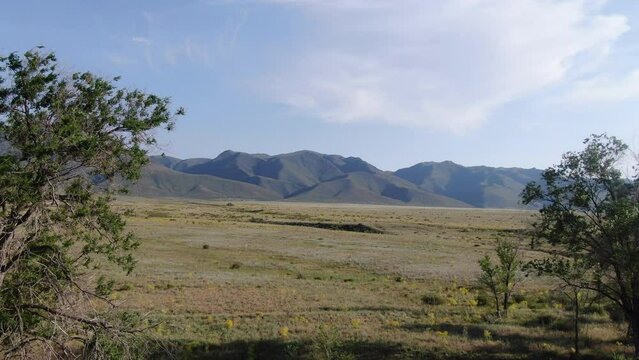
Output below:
[503,291,509,318]
[493,289,501,318]
[632,316,639,359]
[574,292,580,356]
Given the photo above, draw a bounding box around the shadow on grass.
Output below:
[150,339,404,360]
[402,321,620,360]
[318,305,419,313]
[147,336,589,360]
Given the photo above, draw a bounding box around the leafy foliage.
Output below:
[0,49,182,358]
[477,239,523,318]
[522,134,639,356]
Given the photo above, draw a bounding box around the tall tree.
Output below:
[522,134,639,357]
[0,49,183,358]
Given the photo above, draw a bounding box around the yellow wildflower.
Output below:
[387,320,401,328]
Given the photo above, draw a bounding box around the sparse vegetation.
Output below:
[85,197,635,359]
[421,292,447,306]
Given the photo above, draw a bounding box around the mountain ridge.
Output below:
[126,150,542,208]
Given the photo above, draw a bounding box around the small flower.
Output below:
[351,318,362,329]
[279,326,289,339]
[387,320,401,328]
[225,319,234,330]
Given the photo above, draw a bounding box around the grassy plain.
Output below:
[104,197,632,359]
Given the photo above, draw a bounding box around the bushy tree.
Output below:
[0,49,183,357]
[522,134,639,357]
[477,239,522,318]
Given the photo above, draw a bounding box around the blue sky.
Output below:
[2,0,639,171]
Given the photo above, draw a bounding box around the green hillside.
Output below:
[394,161,541,208]
[130,151,541,208]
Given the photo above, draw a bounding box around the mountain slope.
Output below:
[132,151,541,208]
[394,161,541,208]
[287,171,470,207]
[129,163,280,200]
[161,150,385,198]
[140,151,470,207]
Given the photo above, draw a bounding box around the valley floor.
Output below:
[103,197,631,359]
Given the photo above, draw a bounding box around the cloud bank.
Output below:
[261,0,629,132]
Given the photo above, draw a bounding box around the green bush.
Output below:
[476,292,490,307]
[512,293,527,303]
[524,313,559,328]
[421,293,446,306]
[583,303,607,316]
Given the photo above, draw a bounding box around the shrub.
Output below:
[512,293,527,303]
[117,283,134,291]
[202,244,210,249]
[230,263,242,270]
[476,292,490,307]
[311,325,355,360]
[583,303,607,316]
[606,304,627,323]
[421,293,446,306]
[524,313,562,328]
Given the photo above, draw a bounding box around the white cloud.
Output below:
[131,36,151,46]
[107,54,131,66]
[260,0,628,132]
[561,69,639,103]
[131,36,156,70]
[130,8,247,69]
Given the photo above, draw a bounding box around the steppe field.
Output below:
[105,197,632,359]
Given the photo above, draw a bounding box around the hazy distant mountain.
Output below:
[394,161,541,208]
[130,150,541,208]
[128,162,280,200]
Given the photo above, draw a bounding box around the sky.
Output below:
[2,0,639,171]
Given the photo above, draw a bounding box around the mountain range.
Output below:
[127,150,542,208]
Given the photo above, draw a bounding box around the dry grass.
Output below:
[98,197,632,359]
